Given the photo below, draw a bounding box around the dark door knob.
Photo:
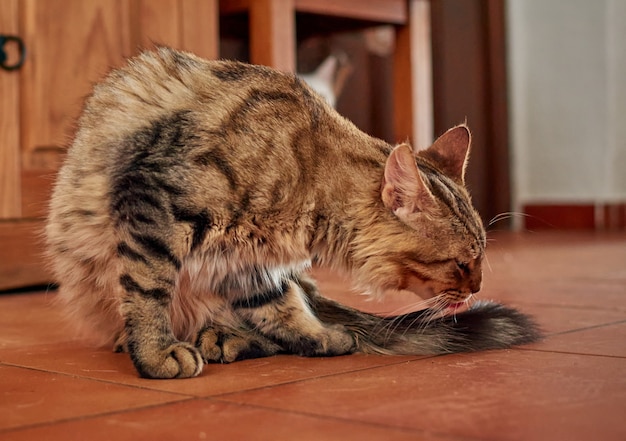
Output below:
[0,35,26,71]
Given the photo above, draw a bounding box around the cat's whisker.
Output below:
[488,211,516,226]
[488,212,510,226]
[372,296,433,335]
[488,211,536,227]
[407,296,446,336]
[374,297,438,342]
[484,252,493,273]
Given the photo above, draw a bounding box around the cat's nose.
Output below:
[468,260,482,293]
[469,275,482,293]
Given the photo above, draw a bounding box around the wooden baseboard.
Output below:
[523,203,626,230]
[0,219,52,291]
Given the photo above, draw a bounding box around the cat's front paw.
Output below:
[131,341,204,379]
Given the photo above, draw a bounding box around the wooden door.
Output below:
[0,0,218,290]
[431,0,510,228]
[1,0,21,220]
[19,0,132,219]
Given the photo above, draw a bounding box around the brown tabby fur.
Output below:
[46,48,539,379]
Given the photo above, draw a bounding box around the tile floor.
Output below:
[1,231,625,440]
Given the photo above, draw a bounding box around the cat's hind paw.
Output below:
[311,324,356,356]
[196,325,282,363]
[196,327,223,362]
[283,324,356,357]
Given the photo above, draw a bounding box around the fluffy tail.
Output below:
[306,292,542,355]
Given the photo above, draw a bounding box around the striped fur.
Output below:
[46,48,539,379]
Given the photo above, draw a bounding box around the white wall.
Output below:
[507,0,626,211]
[607,0,626,202]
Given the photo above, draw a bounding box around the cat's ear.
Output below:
[421,124,471,184]
[382,144,437,217]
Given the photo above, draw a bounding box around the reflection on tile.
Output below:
[0,365,186,431]
[220,350,626,441]
[1,399,464,441]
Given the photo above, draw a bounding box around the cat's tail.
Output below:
[306,291,542,355]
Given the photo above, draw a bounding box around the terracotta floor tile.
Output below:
[0,365,187,431]
[220,350,626,441]
[533,320,626,357]
[0,340,422,396]
[0,399,466,441]
[479,279,626,311]
[480,232,626,310]
[1,232,624,440]
[506,303,626,335]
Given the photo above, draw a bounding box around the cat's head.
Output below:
[355,125,486,308]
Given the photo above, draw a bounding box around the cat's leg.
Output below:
[196,323,283,363]
[232,278,356,357]
[118,267,203,378]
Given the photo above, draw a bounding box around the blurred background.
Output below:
[1,0,624,291]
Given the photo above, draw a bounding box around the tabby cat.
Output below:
[46,47,539,379]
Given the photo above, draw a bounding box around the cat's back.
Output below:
[76,47,304,147]
[48,48,342,251]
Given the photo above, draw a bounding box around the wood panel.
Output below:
[249,0,296,71]
[296,0,406,24]
[1,1,220,289]
[430,0,510,226]
[0,220,51,290]
[221,0,407,24]
[394,0,433,149]
[131,0,179,48]
[131,0,219,57]
[484,0,511,223]
[20,0,132,161]
[179,0,219,59]
[0,0,21,219]
[19,0,131,217]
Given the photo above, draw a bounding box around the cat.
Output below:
[45,47,540,379]
[298,52,352,107]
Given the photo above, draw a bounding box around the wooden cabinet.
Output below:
[220,0,433,149]
[0,0,218,290]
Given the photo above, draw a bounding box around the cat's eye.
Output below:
[456,261,470,275]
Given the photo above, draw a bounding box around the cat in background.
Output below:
[46,47,540,379]
[298,52,352,108]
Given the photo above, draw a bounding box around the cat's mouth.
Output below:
[446,301,467,311]
[439,290,473,312]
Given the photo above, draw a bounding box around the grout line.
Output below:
[499,300,626,314]
[547,318,626,337]
[0,361,198,398]
[0,354,433,399]
[202,396,482,441]
[206,355,434,399]
[515,346,626,359]
[0,393,480,441]
[0,397,198,436]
